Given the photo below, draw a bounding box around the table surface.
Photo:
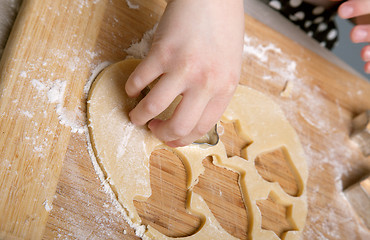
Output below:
[0,0,369,239]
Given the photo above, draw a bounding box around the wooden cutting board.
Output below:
[0,0,369,239]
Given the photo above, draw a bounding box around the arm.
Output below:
[125,0,245,147]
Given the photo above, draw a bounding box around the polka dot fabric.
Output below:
[267,0,340,49]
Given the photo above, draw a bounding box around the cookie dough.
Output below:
[87,59,308,240]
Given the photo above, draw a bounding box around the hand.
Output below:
[125,0,244,147]
[337,0,370,73]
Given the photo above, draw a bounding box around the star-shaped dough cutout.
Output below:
[256,192,298,239]
[219,120,252,159]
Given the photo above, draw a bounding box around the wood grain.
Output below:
[219,121,252,159]
[0,0,369,239]
[134,149,202,237]
[255,147,300,197]
[350,110,370,156]
[256,193,297,238]
[0,0,106,238]
[193,157,249,240]
[344,176,370,229]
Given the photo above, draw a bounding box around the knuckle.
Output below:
[217,71,240,96]
[169,122,192,139]
[142,99,161,116]
[186,63,240,96]
[224,80,238,96]
[189,68,218,94]
[195,123,212,137]
[228,70,241,85]
[126,76,143,96]
[153,44,173,66]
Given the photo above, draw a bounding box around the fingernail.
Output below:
[365,64,370,74]
[354,29,368,42]
[148,120,156,130]
[340,5,353,18]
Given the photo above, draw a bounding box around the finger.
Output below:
[148,90,210,143]
[338,0,370,19]
[350,24,370,43]
[364,61,370,73]
[361,45,370,61]
[166,95,231,147]
[125,53,163,98]
[129,72,184,126]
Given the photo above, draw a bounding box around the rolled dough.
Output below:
[87,59,308,240]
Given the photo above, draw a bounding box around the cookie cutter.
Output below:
[193,124,219,146]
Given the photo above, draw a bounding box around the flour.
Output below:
[135,225,146,237]
[47,79,67,103]
[19,71,27,78]
[243,33,299,93]
[85,121,148,238]
[56,105,86,134]
[43,200,53,212]
[243,33,369,240]
[84,61,111,97]
[244,35,352,177]
[44,79,87,134]
[125,24,157,59]
[126,0,140,9]
[67,56,81,72]
[31,79,47,92]
[84,42,156,237]
[21,110,34,118]
[244,35,282,63]
[117,122,135,158]
[25,50,103,134]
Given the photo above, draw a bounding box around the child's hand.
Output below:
[125,0,244,147]
[337,0,370,73]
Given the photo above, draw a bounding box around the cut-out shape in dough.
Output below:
[134,149,202,237]
[193,156,248,240]
[218,121,252,158]
[256,192,298,239]
[255,147,301,197]
[87,59,308,240]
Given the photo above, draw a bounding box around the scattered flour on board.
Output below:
[1,1,152,238]
[243,33,369,239]
[85,122,148,239]
[30,77,87,134]
[83,26,157,238]
[244,34,354,184]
